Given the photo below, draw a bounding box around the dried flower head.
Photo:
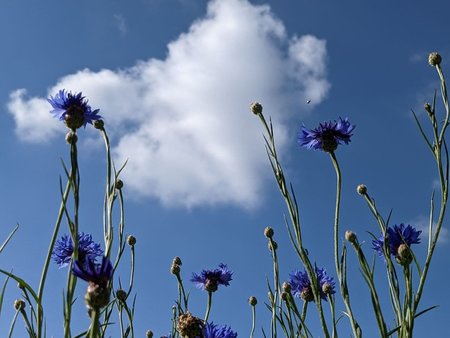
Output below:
[298,117,355,152]
[48,89,101,130]
[289,267,335,302]
[52,233,103,268]
[191,263,233,293]
[177,312,204,338]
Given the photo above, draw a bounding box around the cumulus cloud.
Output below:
[7,0,330,208]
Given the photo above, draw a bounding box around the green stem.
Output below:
[329,152,360,338]
[88,308,101,338]
[204,291,213,323]
[250,304,256,338]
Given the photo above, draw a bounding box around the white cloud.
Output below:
[6,0,330,208]
[410,215,448,245]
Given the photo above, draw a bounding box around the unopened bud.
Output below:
[94,119,105,130]
[146,330,154,338]
[357,184,367,195]
[171,263,181,275]
[322,282,333,295]
[345,230,357,244]
[116,289,127,302]
[264,226,274,239]
[173,256,182,266]
[396,243,412,266]
[14,299,25,311]
[428,52,442,66]
[127,235,136,246]
[115,179,124,190]
[248,296,257,306]
[250,102,263,115]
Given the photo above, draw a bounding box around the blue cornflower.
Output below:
[204,322,238,338]
[52,233,103,268]
[289,267,335,302]
[372,224,421,264]
[298,117,355,152]
[72,255,113,286]
[48,89,101,130]
[191,263,233,292]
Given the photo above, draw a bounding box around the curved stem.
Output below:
[204,291,213,322]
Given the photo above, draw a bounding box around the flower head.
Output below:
[72,255,113,286]
[372,223,421,263]
[204,322,238,338]
[52,233,103,268]
[289,267,335,302]
[72,256,113,309]
[191,263,233,292]
[48,89,101,130]
[298,117,355,152]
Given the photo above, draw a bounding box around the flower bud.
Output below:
[248,296,257,306]
[250,102,263,115]
[357,184,367,195]
[322,282,333,295]
[127,235,136,246]
[281,291,289,301]
[173,256,182,266]
[396,243,412,265]
[115,179,124,190]
[116,289,127,302]
[300,287,314,302]
[94,119,105,130]
[282,282,291,293]
[264,226,274,239]
[14,299,25,311]
[428,52,442,66]
[177,312,204,338]
[171,263,181,275]
[146,330,154,338]
[345,230,357,244]
[65,131,78,144]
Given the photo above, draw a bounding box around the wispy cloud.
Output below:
[7,0,330,208]
[113,14,127,37]
[410,215,448,245]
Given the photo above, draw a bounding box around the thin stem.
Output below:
[204,291,213,322]
[250,304,256,338]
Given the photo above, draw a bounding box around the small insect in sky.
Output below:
[306,99,311,104]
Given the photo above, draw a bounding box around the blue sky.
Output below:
[1,0,450,336]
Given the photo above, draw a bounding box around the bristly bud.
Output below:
[115,179,124,190]
[116,289,127,302]
[173,256,182,266]
[396,243,413,266]
[268,240,278,251]
[127,235,136,246]
[322,282,333,295]
[300,287,314,302]
[250,102,263,115]
[345,230,357,244]
[65,131,78,144]
[357,184,367,195]
[177,312,204,338]
[85,282,111,310]
[428,52,442,66]
[14,299,25,311]
[94,119,104,130]
[248,296,257,306]
[282,282,291,293]
[171,263,181,275]
[264,226,274,239]
[146,330,154,338]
